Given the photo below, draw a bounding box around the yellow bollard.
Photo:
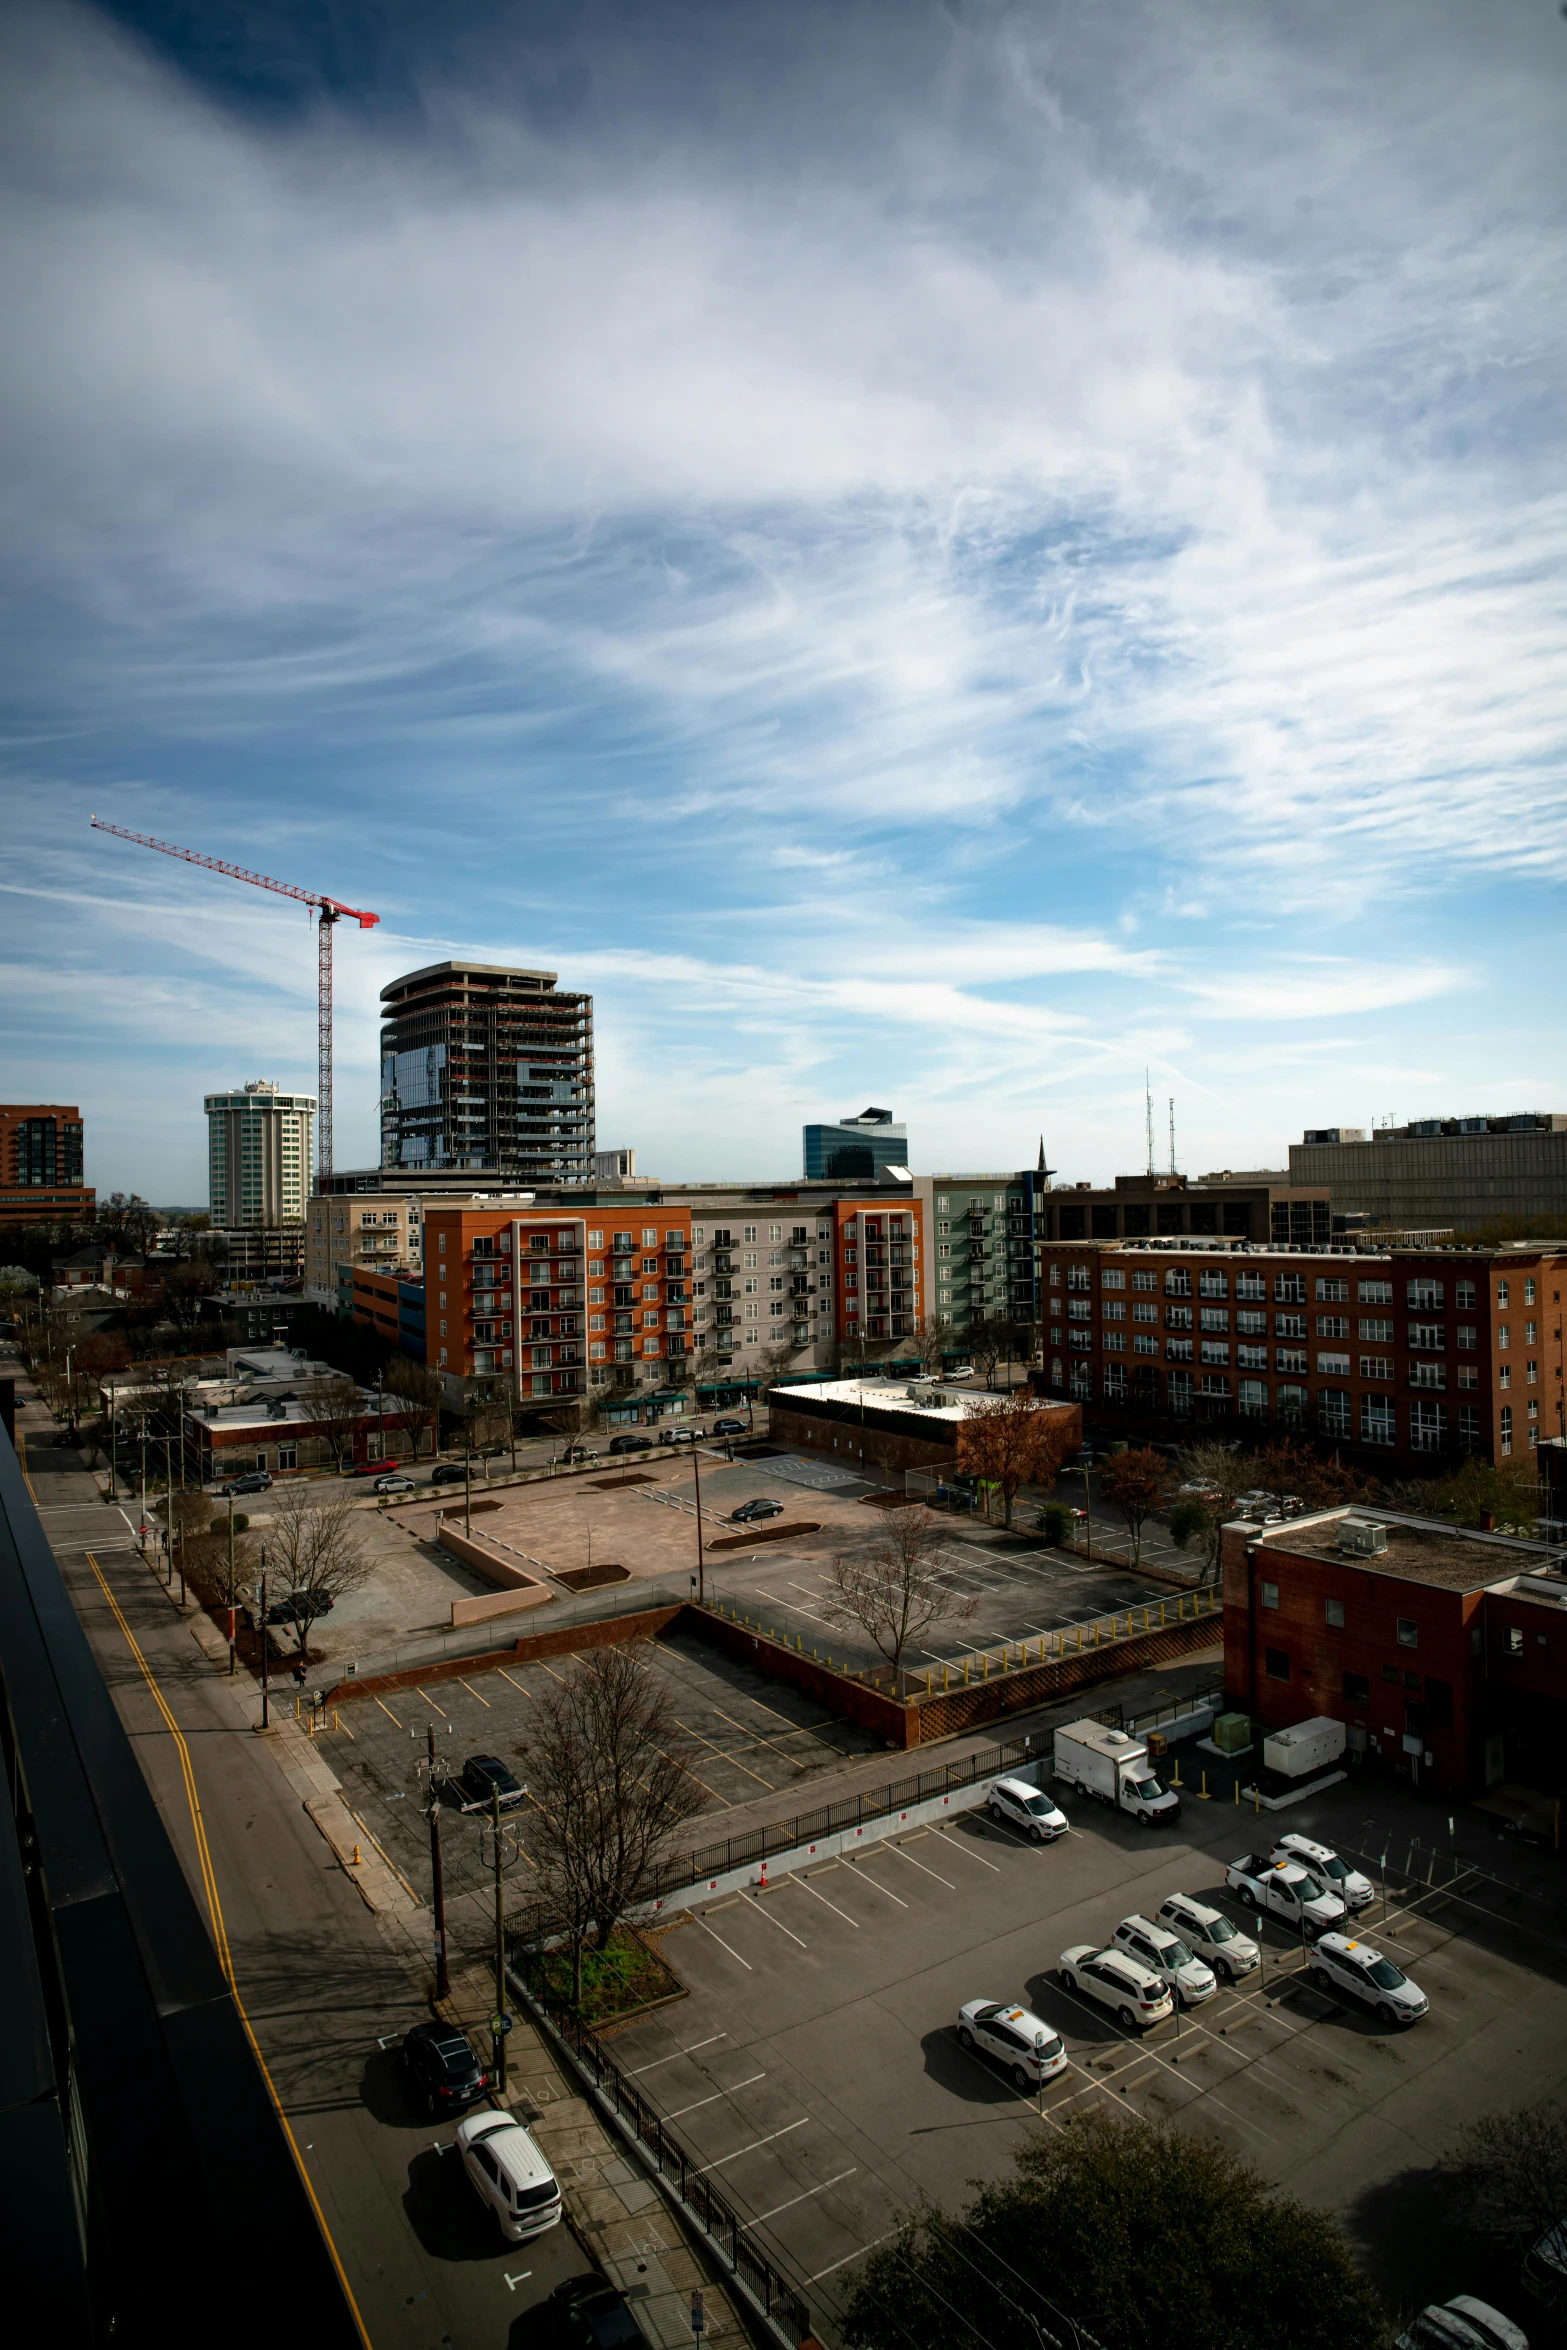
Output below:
[1201,1770,1208,1799]
[982,1652,989,1680]
[1255,1787,1261,1814]
[1160,1601,1166,1629]
[1234,1778,1240,1804]
[1172,1758,1181,1787]
[352,1843,362,1866]
[944,1662,950,1692]
[964,1657,970,1685]
[1076,1624,1082,1652]
[1143,1607,1150,1635]
[1093,1620,1099,1647]
[925,1669,932,1695]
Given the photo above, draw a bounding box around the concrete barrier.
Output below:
[437,1522,554,1623]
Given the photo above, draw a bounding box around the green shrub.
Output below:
[1038,1502,1073,1545]
[209,1513,249,1535]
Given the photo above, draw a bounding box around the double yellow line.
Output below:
[85,1552,373,2348]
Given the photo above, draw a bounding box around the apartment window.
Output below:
[1276,1348,1307,1374]
[1359,1280,1391,1304]
[1237,1310,1265,1336]
[1067,1265,1092,1292]
[1317,1316,1348,1338]
[1525,1278,1537,1305]
[1166,1338,1194,1362]
[1198,1308,1227,1333]
[1325,1597,1345,1629]
[1166,1306,1193,1330]
[1498,1323,1510,1349]
[1506,1625,1524,1657]
[1199,1341,1229,1365]
[1362,1393,1395,1446]
[1166,1270,1192,1296]
[438,1233,446,1254]
[1359,1318,1393,1343]
[1526,1321,1538,1345]
[1499,1364,1511,1389]
[1133,1270,1157,1293]
[1237,1344,1267,1370]
[1238,1378,1266,1415]
[1315,1277,1349,1301]
[1343,1669,1370,1707]
[1133,1302,1157,1324]
[1274,1274,1305,1304]
[1497,1279,1510,1305]
[1275,1313,1306,1339]
[1411,1398,1448,1450]
[1198,1271,1228,1299]
[1236,1273,1265,1301]
[1103,1301,1126,1322]
[1500,1403,1513,1454]
[277,1445,298,1471]
[1133,1334,1158,1356]
[936,1195,950,1210]
[1260,1581,1279,1609]
[1048,1263,1060,1287]
[1407,1278,1443,1309]
[1103,1330,1126,1352]
[1265,1649,1290,1682]
[1318,1387,1351,1433]
[1410,1362,1447,1391]
[743,1225,758,1243]
[1528,1359,1539,1383]
[1395,1617,1418,1649]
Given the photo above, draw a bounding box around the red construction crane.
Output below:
[89,816,379,1187]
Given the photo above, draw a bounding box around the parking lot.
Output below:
[596,1773,1567,2341]
[317,1629,884,1931]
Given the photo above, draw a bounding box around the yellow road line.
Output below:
[84,1551,374,2350]
[17,1432,37,1502]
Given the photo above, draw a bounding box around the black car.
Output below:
[265,1588,335,1626]
[608,1433,653,1454]
[402,2023,488,2115]
[430,1462,468,1484]
[711,1417,747,1436]
[551,2275,649,2347]
[220,1470,272,1496]
[461,1753,525,1809]
[728,1497,783,1524]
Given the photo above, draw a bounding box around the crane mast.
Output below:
[90,815,379,1188]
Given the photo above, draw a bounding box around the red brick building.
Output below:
[0,1102,94,1229]
[1037,1237,1566,1472]
[1222,1507,1567,1799]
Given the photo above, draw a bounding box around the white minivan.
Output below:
[456,2111,564,2242]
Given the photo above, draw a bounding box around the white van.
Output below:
[456,2111,564,2242]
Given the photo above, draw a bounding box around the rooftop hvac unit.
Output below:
[1338,1521,1388,1557]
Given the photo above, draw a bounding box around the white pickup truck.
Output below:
[1053,1721,1181,1827]
[1224,1851,1347,1938]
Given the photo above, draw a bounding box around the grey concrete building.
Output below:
[1289,1117,1567,1231]
[205,1080,314,1227]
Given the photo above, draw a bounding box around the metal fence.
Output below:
[510,1959,814,2345]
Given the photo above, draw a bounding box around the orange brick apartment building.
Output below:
[0,1103,95,1229]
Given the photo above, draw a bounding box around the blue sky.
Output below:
[3,0,1565,1201]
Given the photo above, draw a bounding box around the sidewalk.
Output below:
[437,1960,753,2350]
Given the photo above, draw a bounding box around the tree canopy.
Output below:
[842,2111,1383,2350]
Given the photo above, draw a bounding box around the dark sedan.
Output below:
[728,1497,783,1524]
[711,1417,747,1436]
[551,2275,649,2346]
[461,1753,525,1809]
[402,2022,488,2116]
[608,1433,653,1454]
[430,1462,468,1484]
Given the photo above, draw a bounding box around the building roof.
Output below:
[776,1376,1071,1427]
[1253,1509,1557,1593]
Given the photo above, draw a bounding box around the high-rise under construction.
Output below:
[378,962,594,1185]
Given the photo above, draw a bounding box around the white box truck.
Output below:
[1262,1717,1346,1779]
[1053,1721,1181,1826]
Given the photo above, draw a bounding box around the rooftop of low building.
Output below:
[1252,1507,1563,1595]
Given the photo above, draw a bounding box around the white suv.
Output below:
[1271,1833,1374,1911]
[956,2000,1069,2090]
[1057,1944,1173,2031]
[456,2111,564,2241]
[1112,1915,1216,2006]
[987,1777,1068,1842]
[1156,1893,1259,1983]
[1308,1933,1429,2026]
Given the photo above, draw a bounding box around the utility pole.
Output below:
[464,1439,472,1539]
[491,1786,508,2095]
[691,1434,706,1604]
[1168,1098,1176,1178]
[227,1492,237,1675]
[1145,1070,1155,1178]
[258,1551,271,1732]
[428,1725,450,2000]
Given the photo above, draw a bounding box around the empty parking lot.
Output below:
[595,1776,1567,2341]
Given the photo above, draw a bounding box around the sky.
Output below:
[2,0,1564,1203]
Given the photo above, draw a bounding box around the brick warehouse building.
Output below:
[1222,1507,1567,1799]
[1037,1236,1567,1472]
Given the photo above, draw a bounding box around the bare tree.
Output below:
[514,1646,706,2006]
[262,1484,372,1651]
[1443,2098,1567,2252]
[965,1316,1009,1389]
[298,1373,365,1473]
[908,1314,946,1375]
[1167,1439,1250,1588]
[1097,1446,1173,1567]
[823,1506,976,1685]
[382,1354,443,1460]
[956,1390,1076,1528]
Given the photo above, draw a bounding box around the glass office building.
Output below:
[802,1107,909,1180]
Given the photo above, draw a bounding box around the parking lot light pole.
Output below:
[227,1493,237,1676]
[258,1553,270,1731]
[692,1439,706,1605]
[428,1725,450,2000]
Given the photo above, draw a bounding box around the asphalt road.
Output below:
[9,1356,590,2350]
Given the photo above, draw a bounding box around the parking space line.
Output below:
[415,1687,447,1715]
[373,1696,403,1728]
[753,2168,859,2224]
[666,2073,766,2120]
[885,1840,956,1892]
[809,2231,894,2282]
[458,1678,491,1706]
[690,1914,754,1971]
[793,1875,859,1928]
[674,1718,775,1791]
[630,2034,729,2076]
[496,1669,532,1698]
[744,1892,808,1949]
[842,1859,908,1908]
[695,2118,809,2174]
[938,1829,1001,1874]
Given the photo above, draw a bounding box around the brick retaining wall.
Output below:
[329,1603,684,1704]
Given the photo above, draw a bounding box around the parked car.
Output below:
[955,1999,1068,2091]
[986,1776,1069,1842]
[1271,1832,1375,1911]
[711,1417,747,1436]
[551,2274,650,2346]
[1308,1933,1429,2025]
[461,1753,525,1809]
[353,1457,398,1477]
[401,2022,488,2115]
[560,1444,599,1464]
[657,1427,697,1446]
[1523,2218,1567,2314]
[1224,1852,1347,1938]
[729,1497,784,1524]
[265,1588,335,1626]
[219,1470,272,1496]
[1111,1914,1217,2006]
[608,1433,654,1455]
[1394,2299,1528,2350]
[372,1471,416,1495]
[456,2110,562,2242]
[1057,1944,1173,2031]
[1155,1892,1259,1982]
[431,1462,468,1484]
